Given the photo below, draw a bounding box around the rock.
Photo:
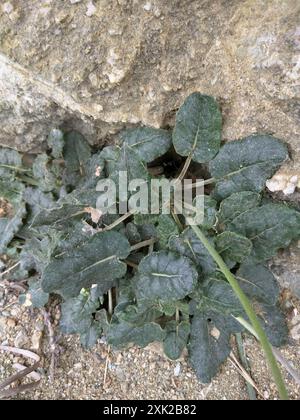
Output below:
[0,316,7,332]
[174,362,181,377]
[31,331,42,351]
[0,0,299,161]
[6,318,16,328]
[14,330,29,348]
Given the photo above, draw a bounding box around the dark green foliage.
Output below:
[1,92,299,386]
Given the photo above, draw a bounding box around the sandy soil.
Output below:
[0,284,300,401]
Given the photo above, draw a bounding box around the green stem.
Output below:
[130,238,157,252]
[16,175,39,186]
[176,154,193,184]
[187,221,289,401]
[0,164,32,173]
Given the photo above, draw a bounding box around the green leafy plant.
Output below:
[1,93,299,400]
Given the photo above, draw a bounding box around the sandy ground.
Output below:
[0,284,300,401]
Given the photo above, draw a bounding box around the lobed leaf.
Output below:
[215,231,252,264]
[237,264,279,306]
[209,135,288,200]
[42,231,130,298]
[163,320,190,360]
[108,320,166,349]
[188,310,242,383]
[218,191,261,226]
[168,228,216,276]
[228,203,300,262]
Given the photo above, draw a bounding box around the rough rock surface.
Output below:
[0,0,299,293]
[0,0,299,160]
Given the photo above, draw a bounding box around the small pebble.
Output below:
[2,2,13,14]
[6,318,16,328]
[14,331,28,348]
[174,362,181,377]
[31,331,42,350]
[86,1,96,17]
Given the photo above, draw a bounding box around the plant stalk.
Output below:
[187,221,289,400]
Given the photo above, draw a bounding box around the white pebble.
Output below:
[86,1,96,17]
[2,2,13,14]
[283,183,296,195]
[143,2,152,11]
[266,177,286,192]
[174,362,181,377]
[70,0,81,3]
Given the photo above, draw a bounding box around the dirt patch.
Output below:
[0,198,14,218]
[0,285,300,400]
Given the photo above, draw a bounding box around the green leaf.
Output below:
[194,195,217,230]
[80,310,108,348]
[42,231,130,298]
[190,275,243,316]
[47,129,64,159]
[256,303,288,347]
[163,320,190,360]
[32,154,61,193]
[125,222,141,244]
[20,233,62,273]
[80,320,103,348]
[32,203,86,228]
[228,204,300,262]
[209,135,288,200]
[110,143,148,184]
[218,192,261,226]
[173,93,222,163]
[0,181,26,253]
[100,145,119,175]
[168,228,216,276]
[60,290,99,335]
[26,279,49,308]
[31,185,101,228]
[237,264,279,306]
[116,301,162,325]
[0,147,22,167]
[63,131,92,187]
[107,320,166,349]
[158,300,190,317]
[215,232,252,264]
[23,187,55,219]
[136,251,198,301]
[0,179,24,206]
[156,214,179,248]
[188,311,241,383]
[0,147,22,178]
[120,127,172,163]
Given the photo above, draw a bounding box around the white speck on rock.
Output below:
[174,362,181,377]
[2,2,14,14]
[143,2,152,11]
[70,0,81,3]
[86,1,96,17]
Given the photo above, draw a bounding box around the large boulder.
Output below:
[0,0,299,157]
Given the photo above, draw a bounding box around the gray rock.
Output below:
[0,0,299,161]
